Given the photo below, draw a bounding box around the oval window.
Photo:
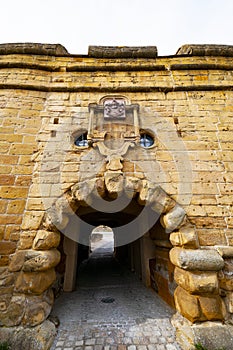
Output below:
[74,133,88,147]
[140,133,154,148]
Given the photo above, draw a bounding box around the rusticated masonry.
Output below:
[0,43,233,350]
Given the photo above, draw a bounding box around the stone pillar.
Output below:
[63,236,78,292]
[140,232,156,287]
[170,247,226,322]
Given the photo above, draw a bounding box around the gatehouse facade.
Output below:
[0,43,233,349]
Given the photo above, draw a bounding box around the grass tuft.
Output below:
[195,344,225,350]
[0,342,10,350]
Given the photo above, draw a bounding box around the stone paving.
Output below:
[51,246,181,350]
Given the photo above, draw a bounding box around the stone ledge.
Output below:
[0,320,56,350]
[88,46,158,58]
[172,313,233,350]
[0,43,68,56]
[176,44,233,56]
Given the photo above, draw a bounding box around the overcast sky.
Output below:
[1,0,233,56]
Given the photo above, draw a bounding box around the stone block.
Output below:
[0,175,14,185]
[0,269,15,288]
[179,226,199,247]
[225,291,233,313]
[174,267,219,294]
[0,241,16,255]
[170,226,198,248]
[151,186,175,214]
[216,246,233,258]
[15,269,56,294]
[0,256,9,266]
[172,313,233,350]
[218,259,233,291]
[218,275,233,291]
[18,231,37,250]
[199,295,226,320]
[4,225,20,242]
[7,199,26,214]
[160,205,186,232]
[0,294,12,312]
[21,211,44,230]
[124,176,141,198]
[0,320,56,350]
[22,289,54,326]
[0,295,25,327]
[174,286,202,323]
[170,247,224,271]
[197,229,227,246]
[33,230,60,250]
[9,251,26,272]
[22,249,60,272]
[104,171,124,195]
[0,186,28,199]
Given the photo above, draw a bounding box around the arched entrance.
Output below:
[90,225,114,255]
[54,184,187,309]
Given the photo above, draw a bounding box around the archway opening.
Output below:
[90,225,114,256]
[58,192,177,309]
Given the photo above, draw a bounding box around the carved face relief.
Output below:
[104,99,126,119]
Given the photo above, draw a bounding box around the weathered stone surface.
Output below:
[174,226,199,248]
[22,289,54,326]
[218,259,233,291]
[44,209,69,231]
[197,229,227,246]
[21,211,44,230]
[0,241,16,255]
[88,46,158,58]
[104,171,124,195]
[174,286,225,323]
[218,275,233,291]
[15,269,56,294]
[18,231,37,250]
[0,269,15,289]
[9,251,26,271]
[216,246,233,257]
[95,178,106,198]
[161,205,186,232]
[0,320,56,350]
[124,176,141,198]
[170,226,199,248]
[138,180,153,205]
[172,313,233,350]
[0,295,25,326]
[151,186,175,214]
[174,267,219,294]
[199,295,226,320]
[0,42,68,55]
[170,247,224,271]
[192,321,233,350]
[176,44,233,56]
[33,230,60,250]
[174,286,202,323]
[71,179,96,204]
[171,313,196,350]
[225,291,233,313]
[22,249,60,272]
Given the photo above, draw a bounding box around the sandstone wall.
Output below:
[0,44,233,328]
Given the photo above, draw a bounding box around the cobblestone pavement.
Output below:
[51,248,180,350]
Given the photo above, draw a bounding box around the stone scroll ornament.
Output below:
[39,103,192,247]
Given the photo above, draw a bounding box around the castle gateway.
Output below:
[0,43,233,349]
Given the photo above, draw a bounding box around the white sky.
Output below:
[1,0,233,56]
